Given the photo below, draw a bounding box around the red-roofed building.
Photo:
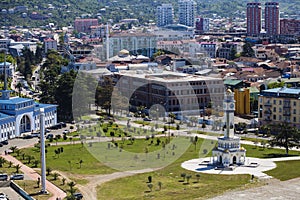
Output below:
[44,38,57,53]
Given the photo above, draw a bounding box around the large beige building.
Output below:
[114,71,225,115]
[258,87,300,128]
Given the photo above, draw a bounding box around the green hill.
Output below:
[0,0,299,28]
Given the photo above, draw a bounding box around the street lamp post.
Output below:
[40,108,47,194]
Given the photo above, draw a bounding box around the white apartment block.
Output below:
[178,0,197,27]
[157,4,174,27]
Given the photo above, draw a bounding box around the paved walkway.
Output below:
[1,154,66,200]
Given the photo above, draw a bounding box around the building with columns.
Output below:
[212,89,246,167]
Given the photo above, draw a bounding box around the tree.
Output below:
[68,181,76,195]
[53,172,59,180]
[46,167,52,176]
[78,160,83,168]
[147,183,153,192]
[0,157,6,167]
[15,164,21,173]
[180,173,186,182]
[196,174,201,183]
[95,76,114,115]
[158,181,162,190]
[186,174,192,184]
[62,177,66,185]
[16,82,22,97]
[269,123,300,155]
[241,42,255,57]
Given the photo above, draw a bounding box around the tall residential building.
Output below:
[246,2,262,36]
[265,2,280,35]
[280,19,300,36]
[157,4,174,27]
[74,18,98,34]
[195,17,209,34]
[178,0,197,27]
[258,87,300,129]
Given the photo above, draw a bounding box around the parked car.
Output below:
[31,133,40,138]
[0,143,3,147]
[143,118,152,121]
[73,192,83,200]
[23,135,33,139]
[46,134,54,139]
[10,174,24,180]
[63,130,69,134]
[0,140,8,145]
[0,174,8,181]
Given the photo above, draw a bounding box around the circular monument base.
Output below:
[181,157,276,179]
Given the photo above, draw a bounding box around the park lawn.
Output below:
[115,137,171,153]
[15,180,52,200]
[18,144,116,175]
[97,138,300,200]
[0,162,22,175]
[97,140,254,200]
[266,160,300,181]
[242,144,300,158]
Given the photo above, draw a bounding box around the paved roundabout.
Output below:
[181,157,277,178]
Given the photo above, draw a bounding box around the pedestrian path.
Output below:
[1,154,66,200]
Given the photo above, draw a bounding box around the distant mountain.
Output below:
[0,0,299,28]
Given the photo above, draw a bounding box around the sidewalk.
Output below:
[1,154,66,200]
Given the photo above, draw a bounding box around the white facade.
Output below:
[157,4,174,27]
[212,90,246,167]
[44,38,57,53]
[105,33,157,58]
[178,0,197,27]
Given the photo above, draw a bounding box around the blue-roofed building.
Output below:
[0,90,57,141]
[258,87,300,128]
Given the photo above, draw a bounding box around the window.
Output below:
[273,107,276,112]
[294,109,297,115]
[294,101,297,106]
[279,100,282,105]
[273,115,276,120]
[273,100,276,104]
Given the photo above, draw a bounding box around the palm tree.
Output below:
[46,167,52,176]
[78,160,83,168]
[52,172,59,180]
[68,181,76,195]
[9,146,18,153]
[15,164,21,173]
[62,178,66,185]
[0,157,6,167]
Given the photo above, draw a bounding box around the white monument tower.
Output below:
[212,89,246,167]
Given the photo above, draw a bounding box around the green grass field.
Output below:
[266,160,300,181]
[97,141,254,200]
[16,144,116,175]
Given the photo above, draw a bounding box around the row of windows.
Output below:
[0,122,15,129]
